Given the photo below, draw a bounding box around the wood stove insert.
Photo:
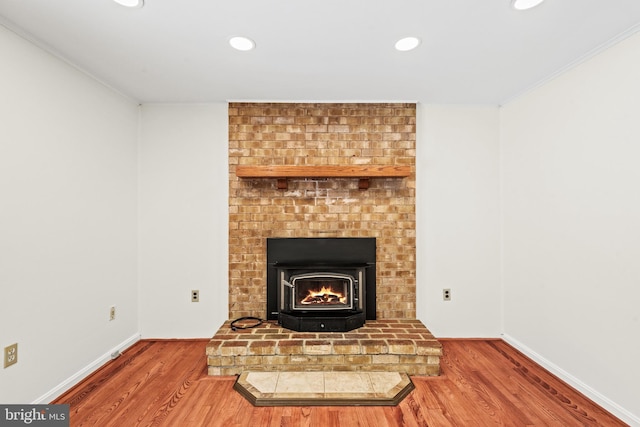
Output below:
[267,238,376,332]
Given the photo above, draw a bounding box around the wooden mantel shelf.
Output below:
[236,165,411,190]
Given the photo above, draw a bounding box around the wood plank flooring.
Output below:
[52,339,627,426]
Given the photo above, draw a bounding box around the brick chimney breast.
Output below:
[229,103,416,320]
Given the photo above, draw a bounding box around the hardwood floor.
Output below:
[52,339,627,426]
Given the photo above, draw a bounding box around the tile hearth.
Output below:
[207,319,442,376]
[234,371,415,406]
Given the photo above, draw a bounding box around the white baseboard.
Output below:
[33,333,141,404]
[501,334,639,427]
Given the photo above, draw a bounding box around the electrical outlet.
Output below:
[109,305,116,321]
[443,288,451,301]
[4,343,18,368]
[191,290,199,302]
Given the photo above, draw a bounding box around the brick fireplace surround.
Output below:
[207,103,442,376]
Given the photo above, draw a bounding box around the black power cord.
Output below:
[230,316,263,331]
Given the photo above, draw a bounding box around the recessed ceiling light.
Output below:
[229,36,256,51]
[113,0,144,7]
[394,37,421,52]
[511,0,545,10]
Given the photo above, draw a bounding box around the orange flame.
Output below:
[300,286,346,305]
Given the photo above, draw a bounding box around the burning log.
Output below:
[300,286,346,305]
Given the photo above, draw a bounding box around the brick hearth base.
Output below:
[206,319,442,376]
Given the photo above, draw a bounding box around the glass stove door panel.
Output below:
[291,273,354,310]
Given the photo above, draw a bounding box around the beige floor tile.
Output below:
[368,371,403,394]
[245,372,279,393]
[323,372,373,393]
[275,371,324,393]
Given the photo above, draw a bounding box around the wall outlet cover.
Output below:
[4,343,18,368]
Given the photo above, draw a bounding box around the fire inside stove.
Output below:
[300,286,346,305]
[291,273,354,311]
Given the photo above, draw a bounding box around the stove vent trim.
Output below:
[283,271,359,312]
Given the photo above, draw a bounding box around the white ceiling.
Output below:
[2,0,640,105]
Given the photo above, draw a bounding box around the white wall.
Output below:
[500,32,640,424]
[138,104,228,338]
[0,25,139,403]
[416,105,501,338]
